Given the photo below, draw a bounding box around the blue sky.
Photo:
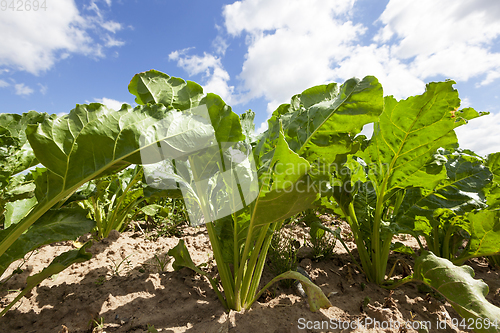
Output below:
[1,0,500,155]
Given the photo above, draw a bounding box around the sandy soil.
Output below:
[1,220,499,333]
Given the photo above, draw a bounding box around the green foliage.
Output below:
[322,81,488,284]
[268,228,299,288]
[133,70,382,311]
[139,198,188,239]
[0,68,498,325]
[397,149,497,263]
[309,231,337,261]
[71,165,145,239]
[0,111,48,225]
[108,254,133,277]
[412,251,500,333]
[0,101,214,315]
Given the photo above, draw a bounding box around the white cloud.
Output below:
[330,44,426,99]
[212,35,229,55]
[217,0,500,116]
[223,0,364,114]
[0,0,124,74]
[376,0,500,84]
[101,21,122,33]
[455,111,500,156]
[169,50,235,104]
[14,83,34,96]
[0,80,9,88]
[92,97,127,111]
[38,83,48,95]
[256,120,268,135]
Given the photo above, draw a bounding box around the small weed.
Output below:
[309,232,336,261]
[108,254,133,276]
[268,228,299,288]
[90,317,105,333]
[152,253,169,271]
[147,324,159,332]
[142,253,170,273]
[94,275,106,286]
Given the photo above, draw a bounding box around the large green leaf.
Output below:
[397,150,491,234]
[486,152,500,209]
[130,71,245,145]
[458,209,500,263]
[0,207,95,276]
[362,81,484,193]
[256,76,383,167]
[0,102,215,259]
[413,251,500,333]
[0,111,50,185]
[128,70,204,110]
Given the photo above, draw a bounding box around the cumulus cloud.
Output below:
[455,111,500,156]
[0,0,124,74]
[376,0,500,85]
[212,35,229,55]
[223,0,364,113]
[218,0,500,114]
[169,50,235,104]
[38,83,48,95]
[166,0,500,152]
[14,83,34,96]
[92,97,128,111]
[0,80,9,88]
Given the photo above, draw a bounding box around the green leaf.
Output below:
[240,110,257,145]
[363,81,484,193]
[201,93,245,144]
[391,242,415,256]
[140,204,163,216]
[4,197,37,229]
[0,102,214,259]
[352,181,378,247]
[128,70,204,110]
[0,207,95,276]
[251,128,317,227]
[0,241,92,316]
[398,150,491,234]
[257,76,383,166]
[486,152,500,209]
[0,111,50,185]
[458,209,500,263]
[413,251,500,333]
[167,239,206,276]
[253,270,332,312]
[251,175,318,227]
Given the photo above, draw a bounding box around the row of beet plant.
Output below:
[0,70,499,331]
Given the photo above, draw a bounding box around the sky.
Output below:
[1,0,500,156]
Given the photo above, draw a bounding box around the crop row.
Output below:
[0,70,499,331]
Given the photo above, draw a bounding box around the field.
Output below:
[1,70,500,332]
[2,218,499,333]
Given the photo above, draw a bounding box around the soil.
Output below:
[1,219,500,333]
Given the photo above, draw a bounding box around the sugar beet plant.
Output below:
[126,70,383,311]
[320,82,494,283]
[1,70,500,326]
